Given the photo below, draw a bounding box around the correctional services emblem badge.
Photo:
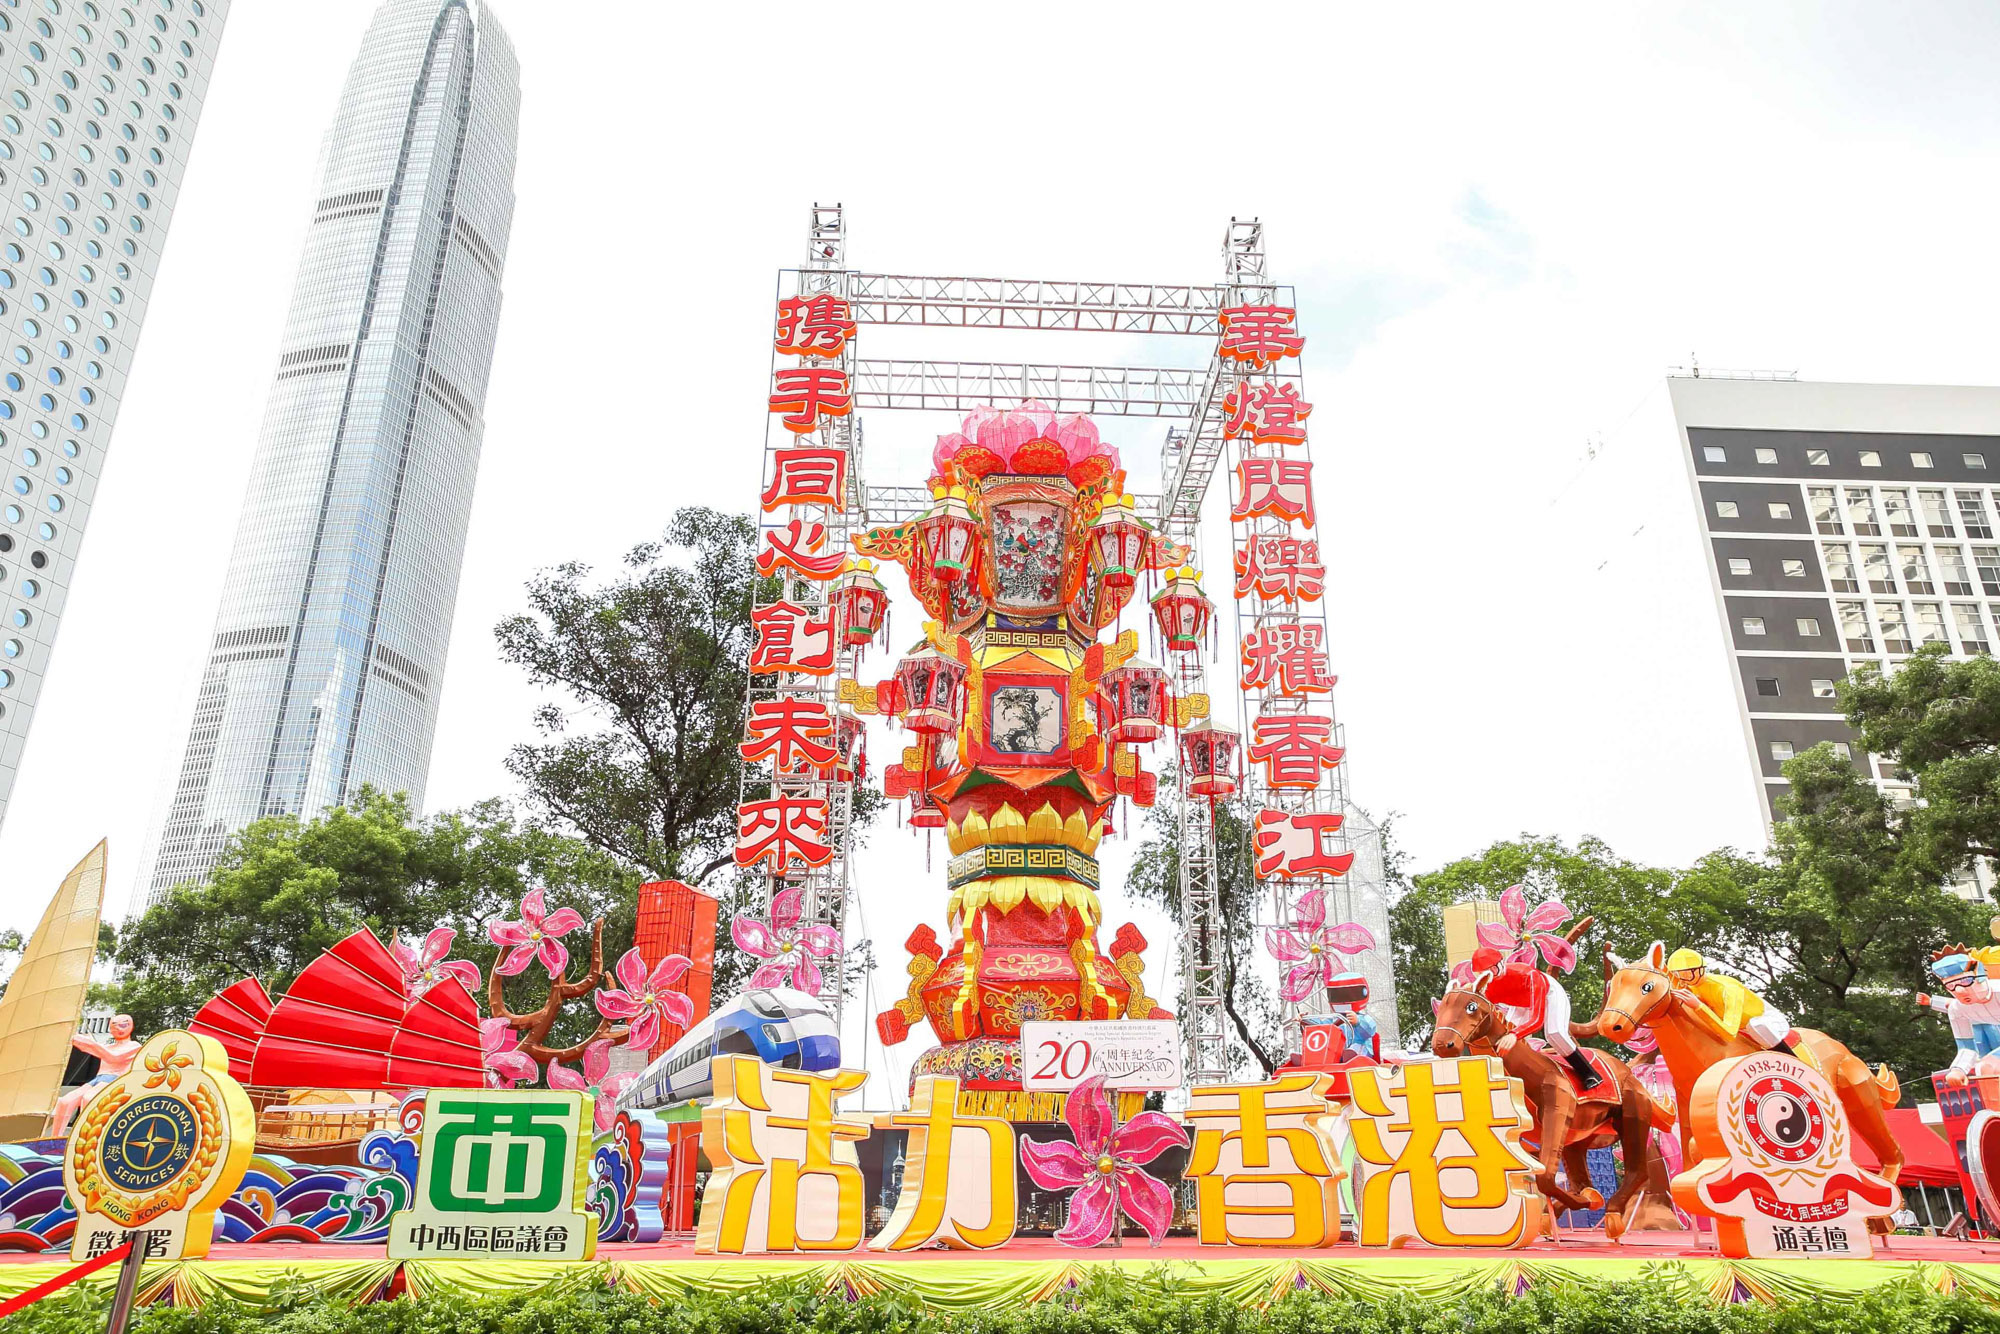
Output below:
[1673,1050,1899,1258]
[61,1030,255,1261]
[387,1089,598,1261]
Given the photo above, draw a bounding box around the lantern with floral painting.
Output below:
[1098,657,1170,746]
[1150,567,1212,653]
[1180,717,1240,798]
[828,559,890,647]
[893,644,966,735]
[833,708,868,782]
[1087,494,1151,595]
[917,487,982,585]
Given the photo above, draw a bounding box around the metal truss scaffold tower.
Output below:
[748,208,1380,1086]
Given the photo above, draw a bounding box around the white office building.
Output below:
[141,0,517,901]
[0,0,231,832]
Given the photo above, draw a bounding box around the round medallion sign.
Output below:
[1742,1073,1827,1163]
[101,1094,200,1194]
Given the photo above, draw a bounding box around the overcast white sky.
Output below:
[8,1,2000,1086]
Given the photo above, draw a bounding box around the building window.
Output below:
[1839,601,1874,653]
[1703,445,1726,463]
[1728,557,1752,577]
[1862,544,1894,592]
[1797,617,1822,637]
[1756,448,1778,465]
[1968,453,1989,470]
[1882,489,1917,536]
[1879,602,1913,653]
[1941,545,1974,595]
[1916,601,1949,646]
[1810,487,1842,533]
[1742,616,1767,636]
[1977,545,2000,595]
[1822,544,1857,592]
[1846,488,1880,535]
[1756,677,1780,697]
[1860,450,1882,467]
[1715,501,1739,519]
[1900,545,1935,594]
[1954,603,1992,654]
[1920,489,1955,536]
[1807,448,1830,466]
[1812,678,1837,698]
[1768,502,1793,520]
[1913,452,1935,468]
[1770,740,1795,761]
[1957,490,1994,540]
[1782,558,1806,578]
[1831,741,1853,760]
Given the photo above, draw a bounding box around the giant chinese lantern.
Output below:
[893,643,966,735]
[854,401,1191,1113]
[1098,657,1170,745]
[829,559,890,647]
[1180,717,1240,798]
[1150,567,1213,653]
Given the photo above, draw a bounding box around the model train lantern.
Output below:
[858,401,1199,1111]
[1180,717,1240,799]
[1151,567,1213,653]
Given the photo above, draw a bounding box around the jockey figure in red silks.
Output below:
[1469,944,1600,1088]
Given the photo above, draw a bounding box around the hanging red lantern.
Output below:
[917,487,982,586]
[833,708,868,782]
[1087,494,1151,594]
[829,559,890,647]
[1098,657,1170,745]
[909,794,949,828]
[1180,718,1240,799]
[1150,567,1213,653]
[893,644,967,735]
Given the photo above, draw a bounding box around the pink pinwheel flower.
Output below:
[592,948,695,1053]
[486,889,587,978]
[1264,887,1377,1004]
[1474,883,1577,974]
[393,927,482,1000]
[731,885,843,995]
[547,1040,639,1133]
[481,1017,536,1089]
[1021,1075,1188,1247]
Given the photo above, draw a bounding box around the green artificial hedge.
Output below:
[7,1272,2000,1334]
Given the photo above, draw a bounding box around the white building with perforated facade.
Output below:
[0,0,229,835]
[140,0,516,901]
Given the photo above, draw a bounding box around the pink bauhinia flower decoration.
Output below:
[1474,883,1577,974]
[1264,886,1376,1004]
[731,885,843,995]
[481,1017,537,1089]
[393,927,482,1000]
[1020,1075,1188,1247]
[593,948,695,1053]
[486,889,587,978]
[547,1040,639,1133]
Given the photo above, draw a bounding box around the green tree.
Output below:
[108,789,641,1040]
[1389,835,1750,1049]
[1126,774,1282,1075]
[494,508,761,884]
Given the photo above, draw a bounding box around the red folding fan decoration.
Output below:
[187,976,275,1084]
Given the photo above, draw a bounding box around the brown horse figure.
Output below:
[1590,941,1904,1213]
[1433,970,1671,1239]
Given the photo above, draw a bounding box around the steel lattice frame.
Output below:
[743,206,1384,1086]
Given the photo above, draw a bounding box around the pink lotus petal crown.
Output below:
[929,400,1120,489]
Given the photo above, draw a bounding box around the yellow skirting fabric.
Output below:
[4,1254,2000,1313]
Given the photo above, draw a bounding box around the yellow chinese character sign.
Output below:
[1184,1072,1344,1247]
[1345,1056,1542,1248]
[695,1054,870,1254]
[869,1075,1017,1250]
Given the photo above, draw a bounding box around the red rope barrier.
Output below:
[0,1242,133,1319]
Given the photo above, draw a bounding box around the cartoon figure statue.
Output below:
[1469,945,1600,1088]
[1664,950,1797,1056]
[1918,946,2000,1085]
[1327,971,1380,1062]
[47,1014,142,1136]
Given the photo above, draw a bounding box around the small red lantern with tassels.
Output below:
[1098,657,1170,745]
[1150,566,1212,653]
[1180,717,1240,798]
[917,487,982,586]
[893,644,966,735]
[1087,494,1151,594]
[828,559,890,647]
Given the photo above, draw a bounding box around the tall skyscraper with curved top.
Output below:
[141,0,517,902]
